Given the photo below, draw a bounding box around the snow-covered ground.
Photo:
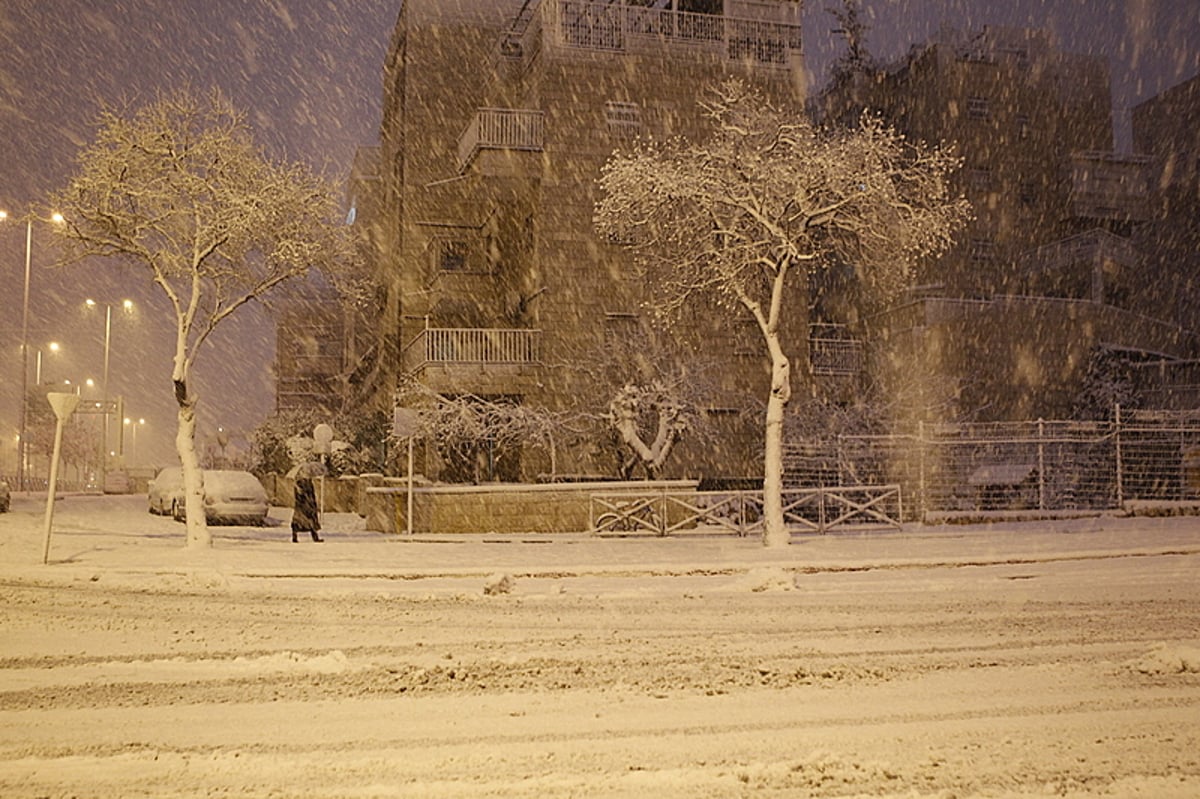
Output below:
[1,492,1197,797]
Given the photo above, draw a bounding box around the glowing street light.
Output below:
[84,297,135,482]
[34,341,62,385]
[123,416,146,466]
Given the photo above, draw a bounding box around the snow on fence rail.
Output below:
[786,407,1200,519]
[589,485,903,536]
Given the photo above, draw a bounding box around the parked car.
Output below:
[104,469,132,495]
[147,467,184,515]
[171,469,269,526]
[0,478,10,513]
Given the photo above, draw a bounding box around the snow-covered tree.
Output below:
[395,382,569,484]
[595,80,970,546]
[608,381,690,479]
[559,319,723,480]
[54,90,363,548]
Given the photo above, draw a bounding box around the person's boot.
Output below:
[292,531,298,543]
[311,531,323,543]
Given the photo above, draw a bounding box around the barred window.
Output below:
[967,96,990,120]
[969,238,998,264]
[605,101,642,138]
[436,239,469,272]
[969,168,994,194]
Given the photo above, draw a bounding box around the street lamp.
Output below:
[84,297,134,482]
[34,342,62,385]
[123,416,145,466]
[2,209,65,491]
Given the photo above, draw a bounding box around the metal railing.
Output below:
[590,485,903,536]
[554,0,801,66]
[403,328,542,371]
[810,337,864,376]
[457,108,545,171]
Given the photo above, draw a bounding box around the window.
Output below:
[1015,113,1032,140]
[969,168,994,194]
[967,96,990,121]
[436,239,470,272]
[603,312,640,344]
[969,238,997,265]
[1019,180,1037,207]
[605,101,642,138]
[733,319,759,356]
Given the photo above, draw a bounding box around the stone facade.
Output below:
[375,0,811,481]
[817,26,1197,423]
[375,479,699,535]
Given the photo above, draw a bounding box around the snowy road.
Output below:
[0,495,1197,797]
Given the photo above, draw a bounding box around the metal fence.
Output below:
[589,485,903,536]
[785,408,1200,519]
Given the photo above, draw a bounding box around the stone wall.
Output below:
[368,480,698,535]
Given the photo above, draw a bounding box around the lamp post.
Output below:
[123,416,145,466]
[2,209,64,492]
[34,342,61,386]
[85,298,133,484]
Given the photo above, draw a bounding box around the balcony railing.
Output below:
[1066,151,1152,222]
[404,328,542,372]
[552,0,802,66]
[810,337,865,377]
[457,108,545,171]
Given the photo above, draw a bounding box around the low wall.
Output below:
[367,480,700,535]
[264,473,387,514]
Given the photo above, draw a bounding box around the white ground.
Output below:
[0,492,1197,798]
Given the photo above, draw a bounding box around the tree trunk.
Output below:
[761,345,791,548]
[175,381,210,548]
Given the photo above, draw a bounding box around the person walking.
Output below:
[291,477,323,543]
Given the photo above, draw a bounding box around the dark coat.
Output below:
[291,478,321,533]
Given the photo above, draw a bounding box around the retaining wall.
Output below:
[368,480,699,534]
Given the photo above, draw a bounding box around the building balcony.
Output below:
[809,325,864,377]
[1066,151,1152,223]
[502,1,803,69]
[456,108,545,172]
[1019,229,1142,304]
[403,327,543,393]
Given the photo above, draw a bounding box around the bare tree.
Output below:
[595,80,970,546]
[562,325,720,480]
[827,0,877,80]
[54,90,363,547]
[395,381,570,484]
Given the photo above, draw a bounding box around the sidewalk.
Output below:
[2,493,1198,593]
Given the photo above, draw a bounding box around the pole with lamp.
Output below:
[34,342,62,387]
[85,298,133,488]
[124,416,145,467]
[1,209,64,492]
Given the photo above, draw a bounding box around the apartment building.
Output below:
[1129,73,1200,409]
[819,26,1195,422]
[372,0,812,480]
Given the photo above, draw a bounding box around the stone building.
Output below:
[819,26,1196,423]
[1127,73,1200,410]
[370,0,814,480]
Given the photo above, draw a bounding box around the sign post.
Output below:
[392,409,420,536]
[42,392,81,564]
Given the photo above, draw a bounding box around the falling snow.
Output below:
[0,1,1198,795]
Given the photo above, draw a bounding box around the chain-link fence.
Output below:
[785,407,1200,519]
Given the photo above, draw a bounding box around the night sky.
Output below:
[1,0,1197,472]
